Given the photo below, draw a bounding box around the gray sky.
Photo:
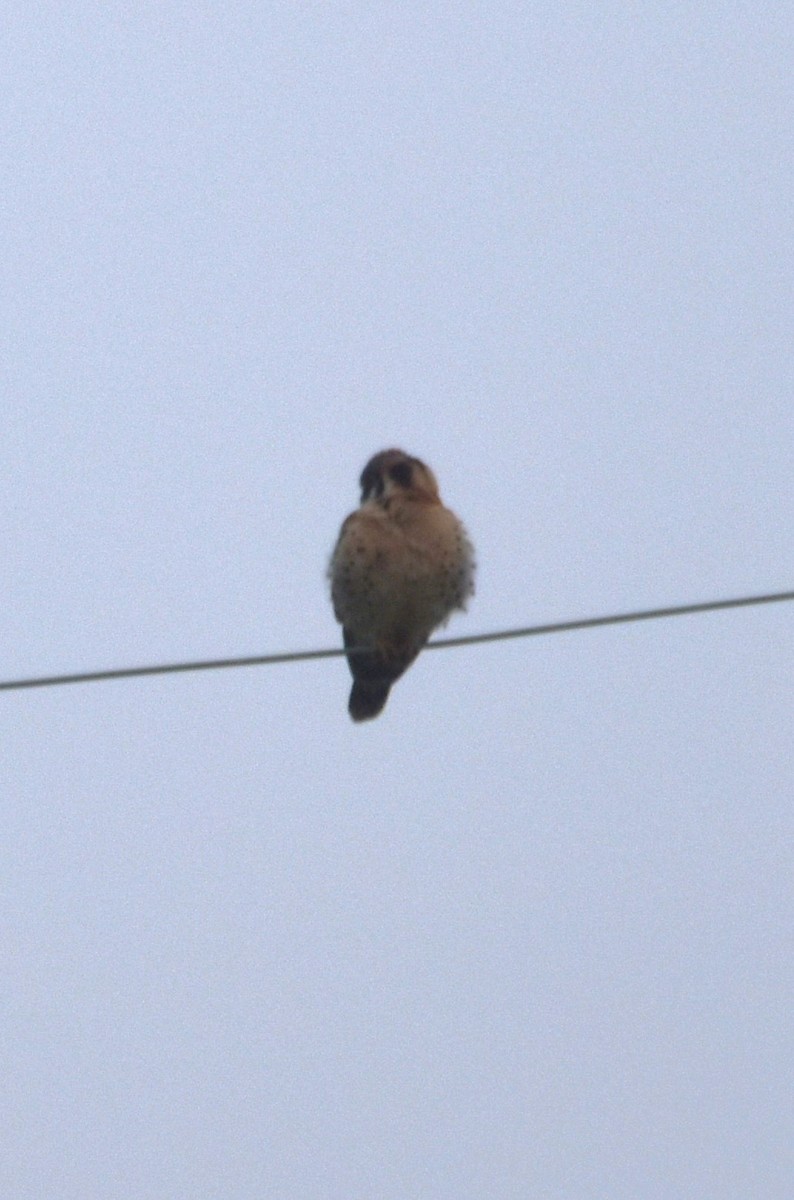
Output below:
[2,4,792,1197]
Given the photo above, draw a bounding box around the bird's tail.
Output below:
[343,627,422,722]
[348,680,392,722]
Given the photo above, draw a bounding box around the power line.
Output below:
[427,588,794,649]
[1,588,791,694]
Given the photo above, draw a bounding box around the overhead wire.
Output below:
[1,588,791,694]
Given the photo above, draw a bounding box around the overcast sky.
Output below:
[2,4,793,1197]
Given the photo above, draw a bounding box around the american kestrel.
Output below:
[329,449,475,721]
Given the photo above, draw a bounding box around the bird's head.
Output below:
[359,449,440,506]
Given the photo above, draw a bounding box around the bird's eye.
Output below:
[389,462,412,487]
[360,466,384,501]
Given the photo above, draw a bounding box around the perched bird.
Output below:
[329,449,475,721]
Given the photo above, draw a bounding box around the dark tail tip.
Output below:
[348,680,391,722]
